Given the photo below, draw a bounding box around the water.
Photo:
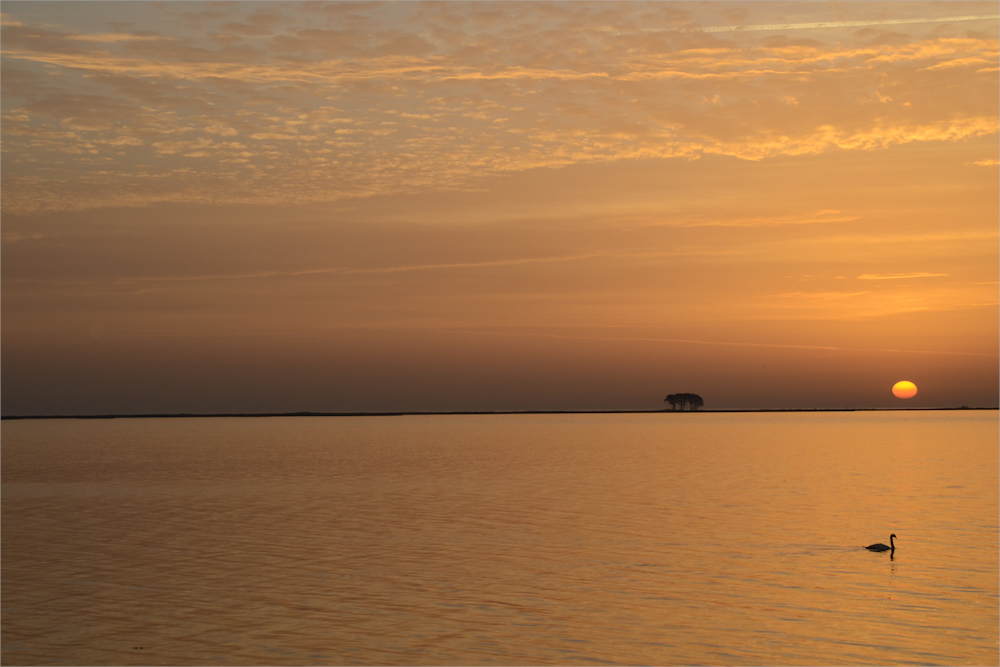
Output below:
[2,411,997,665]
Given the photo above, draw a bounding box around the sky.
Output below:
[2,0,998,415]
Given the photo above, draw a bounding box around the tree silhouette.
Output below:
[664,392,704,411]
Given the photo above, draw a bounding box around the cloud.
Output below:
[69,33,165,44]
[655,213,862,228]
[856,273,950,280]
[448,328,998,358]
[4,247,739,287]
[2,4,997,213]
[696,14,999,34]
[767,291,870,301]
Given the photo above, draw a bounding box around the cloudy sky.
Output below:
[2,1,997,414]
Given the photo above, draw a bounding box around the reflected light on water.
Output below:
[2,411,997,665]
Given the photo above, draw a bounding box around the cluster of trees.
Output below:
[664,393,704,411]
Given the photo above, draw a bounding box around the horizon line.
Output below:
[3,407,996,420]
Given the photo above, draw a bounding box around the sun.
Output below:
[892,380,918,399]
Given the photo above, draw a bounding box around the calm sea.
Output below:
[2,411,997,666]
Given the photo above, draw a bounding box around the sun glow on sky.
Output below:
[1,1,997,414]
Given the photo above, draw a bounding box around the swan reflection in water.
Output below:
[865,533,897,559]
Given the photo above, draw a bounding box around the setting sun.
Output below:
[892,381,919,399]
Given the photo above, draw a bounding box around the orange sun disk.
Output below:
[892,381,918,399]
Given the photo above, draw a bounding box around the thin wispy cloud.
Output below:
[698,14,999,33]
[857,273,951,280]
[4,249,743,286]
[767,291,870,301]
[448,329,999,358]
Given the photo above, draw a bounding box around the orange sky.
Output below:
[2,1,997,414]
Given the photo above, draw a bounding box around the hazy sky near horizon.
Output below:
[2,1,998,414]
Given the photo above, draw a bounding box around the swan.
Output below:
[865,534,897,552]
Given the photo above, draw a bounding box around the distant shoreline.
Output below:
[2,407,996,420]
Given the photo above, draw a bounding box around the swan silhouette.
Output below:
[865,534,897,552]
